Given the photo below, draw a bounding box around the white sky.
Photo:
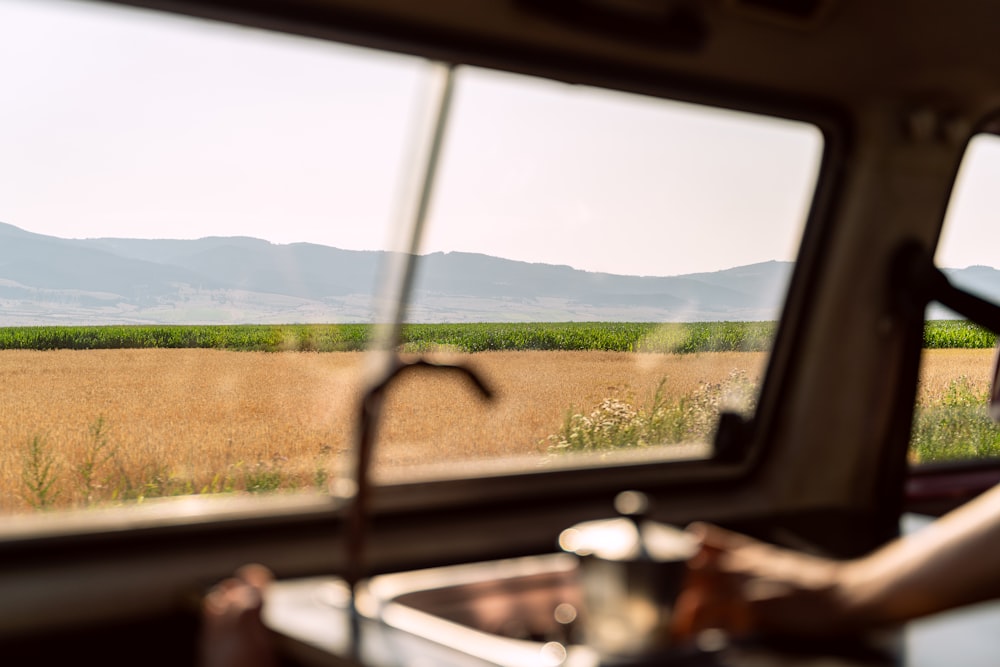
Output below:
[937,134,1000,269]
[0,0,993,276]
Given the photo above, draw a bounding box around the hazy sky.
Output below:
[938,134,1000,269]
[1,0,993,276]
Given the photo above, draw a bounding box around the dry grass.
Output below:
[915,349,994,402]
[0,350,366,511]
[2,348,986,512]
[909,349,1000,464]
[0,349,767,511]
[375,350,766,470]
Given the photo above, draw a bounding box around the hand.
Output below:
[199,564,278,667]
[671,523,859,642]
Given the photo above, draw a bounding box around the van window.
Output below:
[0,0,824,512]
[0,0,424,512]
[911,134,1000,464]
[373,66,823,482]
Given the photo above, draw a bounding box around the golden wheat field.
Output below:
[0,348,990,512]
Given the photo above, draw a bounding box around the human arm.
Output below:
[671,482,1000,640]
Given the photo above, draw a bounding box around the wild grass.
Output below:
[21,435,60,510]
[910,349,1000,463]
[909,376,1000,462]
[548,348,1000,464]
[547,370,757,453]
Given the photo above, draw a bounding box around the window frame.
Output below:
[903,121,1000,515]
[0,0,853,639]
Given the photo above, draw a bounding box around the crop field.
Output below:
[0,322,776,353]
[0,348,766,512]
[0,335,997,513]
[922,320,998,349]
[0,320,992,353]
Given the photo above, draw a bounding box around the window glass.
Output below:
[0,0,823,513]
[0,0,425,513]
[373,67,823,481]
[911,134,1000,464]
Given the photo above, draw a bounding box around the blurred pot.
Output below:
[559,492,696,660]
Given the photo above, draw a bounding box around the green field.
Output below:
[0,320,993,353]
[921,320,998,349]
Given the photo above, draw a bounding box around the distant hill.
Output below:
[6,220,952,325]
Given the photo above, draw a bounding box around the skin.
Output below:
[672,482,1000,642]
[199,564,278,667]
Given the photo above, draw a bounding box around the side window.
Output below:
[0,0,823,514]
[911,134,1000,464]
[0,0,426,514]
[373,67,823,482]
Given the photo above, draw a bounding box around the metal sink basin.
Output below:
[356,553,599,667]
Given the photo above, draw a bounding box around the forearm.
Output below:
[840,484,1000,627]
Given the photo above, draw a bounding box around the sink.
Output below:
[270,553,698,666]
[356,553,600,667]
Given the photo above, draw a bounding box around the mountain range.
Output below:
[0,222,992,325]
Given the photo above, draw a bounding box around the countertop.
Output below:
[265,514,1000,667]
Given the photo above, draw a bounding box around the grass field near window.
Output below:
[2,323,996,513]
[1,349,765,512]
